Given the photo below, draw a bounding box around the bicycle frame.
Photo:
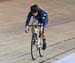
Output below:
[29,24,43,37]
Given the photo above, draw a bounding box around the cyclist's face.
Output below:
[32,12,38,16]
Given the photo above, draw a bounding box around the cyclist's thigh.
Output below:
[32,17,38,25]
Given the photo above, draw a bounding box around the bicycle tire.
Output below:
[31,33,38,60]
[38,37,43,57]
[39,48,43,57]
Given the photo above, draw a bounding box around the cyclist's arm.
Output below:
[25,12,32,27]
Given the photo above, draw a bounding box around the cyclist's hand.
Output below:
[25,26,29,33]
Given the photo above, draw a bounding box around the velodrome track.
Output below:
[0,0,75,63]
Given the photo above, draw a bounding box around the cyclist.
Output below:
[25,4,48,50]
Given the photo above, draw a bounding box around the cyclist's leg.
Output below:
[31,17,38,31]
[41,27,47,50]
[32,17,38,25]
[42,27,45,39]
[42,15,48,42]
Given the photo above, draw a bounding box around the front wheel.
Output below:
[31,33,38,60]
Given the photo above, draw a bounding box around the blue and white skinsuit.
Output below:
[25,8,48,32]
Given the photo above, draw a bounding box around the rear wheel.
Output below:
[39,48,43,57]
[38,37,43,57]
